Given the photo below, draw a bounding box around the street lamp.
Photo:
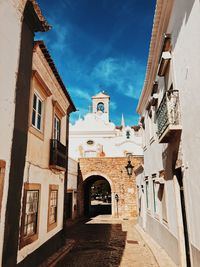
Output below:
[115,194,119,217]
[125,157,134,177]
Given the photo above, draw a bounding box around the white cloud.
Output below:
[70,106,90,124]
[91,57,145,100]
[49,19,70,52]
[71,87,91,101]
[110,101,117,111]
[125,85,136,98]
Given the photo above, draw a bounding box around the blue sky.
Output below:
[36,0,156,125]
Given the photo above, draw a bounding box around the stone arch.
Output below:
[83,173,114,217]
[78,157,142,219]
[83,171,113,187]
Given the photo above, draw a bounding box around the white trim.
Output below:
[32,91,44,132]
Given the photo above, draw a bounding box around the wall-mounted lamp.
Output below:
[115,193,119,217]
[125,157,134,177]
[115,193,119,202]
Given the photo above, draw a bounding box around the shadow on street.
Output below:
[57,218,127,267]
[90,203,111,217]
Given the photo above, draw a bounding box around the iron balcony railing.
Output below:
[156,90,181,139]
[50,139,66,170]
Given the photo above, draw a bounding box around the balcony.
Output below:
[156,90,182,143]
[49,139,66,170]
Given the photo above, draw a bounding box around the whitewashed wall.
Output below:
[0,0,25,264]
[137,1,200,266]
[168,0,200,265]
[17,43,70,263]
[67,158,78,190]
[69,113,142,160]
[17,164,65,263]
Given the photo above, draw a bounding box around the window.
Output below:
[160,184,168,223]
[48,185,58,231]
[49,190,58,224]
[153,180,158,214]
[24,191,39,236]
[145,179,149,209]
[97,102,104,112]
[20,183,40,248]
[53,115,61,141]
[87,140,94,145]
[137,186,141,215]
[32,93,43,131]
[126,130,131,139]
[142,128,146,150]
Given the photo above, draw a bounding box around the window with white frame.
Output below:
[20,183,40,248]
[160,184,168,222]
[24,190,39,237]
[32,93,43,131]
[53,115,61,141]
[48,185,58,231]
[152,179,158,214]
[145,179,149,209]
[137,186,141,215]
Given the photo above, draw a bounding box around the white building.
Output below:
[69,91,143,159]
[136,0,200,267]
[17,41,75,265]
[0,1,49,266]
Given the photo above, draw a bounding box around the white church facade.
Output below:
[69,91,143,159]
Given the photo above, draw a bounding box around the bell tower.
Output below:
[92,91,110,122]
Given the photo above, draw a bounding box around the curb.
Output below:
[135,224,177,267]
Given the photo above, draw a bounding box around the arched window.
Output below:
[97,102,104,112]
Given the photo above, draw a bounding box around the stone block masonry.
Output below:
[77,157,143,219]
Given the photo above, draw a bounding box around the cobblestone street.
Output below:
[53,216,159,267]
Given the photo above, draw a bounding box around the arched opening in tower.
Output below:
[84,176,111,217]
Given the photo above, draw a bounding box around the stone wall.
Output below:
[77,157,143,218]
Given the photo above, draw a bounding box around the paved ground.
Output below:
[55,215,160,267]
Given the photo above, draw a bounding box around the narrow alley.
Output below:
[2,1,200,266]
[41,216,161,267]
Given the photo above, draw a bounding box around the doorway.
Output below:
[84,175,112,217]
[66,192,73,219]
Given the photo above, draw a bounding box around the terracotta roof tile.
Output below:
[30,0,51,32]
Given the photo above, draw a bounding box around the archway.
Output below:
[84,175,112,217]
